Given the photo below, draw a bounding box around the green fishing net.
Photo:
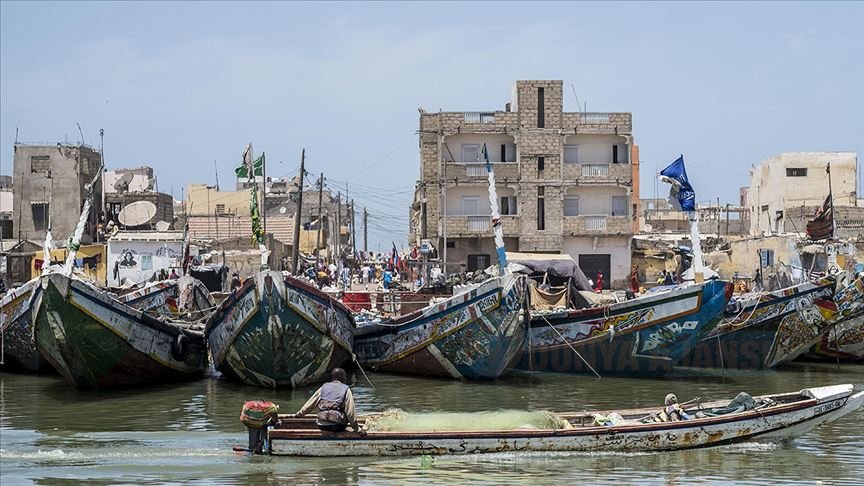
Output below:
[364,409,572,432]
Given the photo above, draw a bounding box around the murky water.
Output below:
[1,363,862,484]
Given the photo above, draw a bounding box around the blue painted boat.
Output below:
[205,271,355,388]
[517,279,731,376]
[680,276,840,369]
[353,272,528,379]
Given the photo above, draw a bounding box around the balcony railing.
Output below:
[581,164,609,177]
[584,215,607,231]
[464,112,496,124]
[467,216,490,231]
[578,113,610,124]
[465,164,487,177]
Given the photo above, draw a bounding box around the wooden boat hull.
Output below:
[517,280,729,376]
[0,279,52,372]
[680,277,837,369]
[266,384,863,456]
[205,271,355,388]
[353,273,527,380]
[804,276,864,361]
[33,272,209,389]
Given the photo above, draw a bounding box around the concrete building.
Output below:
[107,231,183,286]
[748,152,858,236]
[12,143,102,244]
[641,198,749,236]
[409,80,639,288]
[0,175,12,240]
[104,166,173,230]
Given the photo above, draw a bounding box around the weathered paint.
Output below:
[118,276,215,320]
[805,276,864,361]
[32,272,209,389]
[353,273,527,380]
[0,279,51,372]
[518,280,729,375]
[267,385,863,456]
[205,271,355,388]
[681,277,837,369]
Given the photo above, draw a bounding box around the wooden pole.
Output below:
[363,207,368,252]
[351,199,357,256]
[315,172,324,267]
[291,149,305,274]
[336,190,342,261]
[262,152,267,238]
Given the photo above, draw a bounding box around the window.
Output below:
[141,254,153,271]
[216,204,226,215]
[786,168,807,177]
[538,156,545,173]
[31,203,49,231]
[500,144,506,163]
[462,196,480,216]
[612,145,619,164]
[31,156,50,173]
[537,87,545,128]
[461,144,480,163]
[759,249,774,267]
[500,196,517,215]
[467,254,491,272]
[537,186,545,230]
[564,197,579,216]
[564,145,579,164]
[446,241,456,249]
[761,205,769,212]
[611,196,628,216]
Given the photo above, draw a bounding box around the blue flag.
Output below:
[659,155,696,212]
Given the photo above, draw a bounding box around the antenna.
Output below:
[76,122,84,145]
[214,159,220,191]
[570,83,585,114]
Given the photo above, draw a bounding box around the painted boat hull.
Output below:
[266,384,863,456]
[205,271,355,388]
[804,276,864,361]
[0,279,52,372]
[517,279,729,376]
[353,273,528,380]
[680,278,838,369]
[33,272,209,389]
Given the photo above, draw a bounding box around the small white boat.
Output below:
[263,384,863,456]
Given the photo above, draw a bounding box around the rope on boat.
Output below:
[537,314,602,380]
[352,353,376,389]
[717,291,766,327]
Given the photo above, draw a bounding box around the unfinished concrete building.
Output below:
[410,80,639,288]
[11,143,102,244]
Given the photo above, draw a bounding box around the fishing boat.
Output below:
[205,270,355,388]
[805,275,864,362]
[33,271,211,389]
[118,275,216,319]
[679,275,841,369]
[352,271,528,379]
[0,279,51,372]
[259,384,863,456]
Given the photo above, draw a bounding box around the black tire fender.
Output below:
[172,332,190,361]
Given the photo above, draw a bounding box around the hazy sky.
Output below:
[2,1,862,248]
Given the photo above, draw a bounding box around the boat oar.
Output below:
[537,314,602,379]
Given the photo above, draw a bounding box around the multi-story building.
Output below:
[12,143,102,244]
[748,152,859,236]
[104,166,174,230]
[410,80,639,288]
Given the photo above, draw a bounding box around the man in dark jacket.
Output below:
[295,368,365,434]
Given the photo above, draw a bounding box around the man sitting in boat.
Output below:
[294,368,365,435]
[656,393,691,422]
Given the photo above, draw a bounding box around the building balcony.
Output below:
[563,215,632,235]
[562,162,632,185]
[445,215,520,237]
[438,111,519,133]
[443,162,520,181]
[562,112,632,133]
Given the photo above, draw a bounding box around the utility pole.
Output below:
[336,190,342,261]
[363,207,368,252]
[315,172,324,267]
[351,199,357,255]
[291,149,305,274]
[262,152,267,238]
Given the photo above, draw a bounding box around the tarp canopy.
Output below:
[506,252,592,291]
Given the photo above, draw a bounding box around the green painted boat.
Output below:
[33,272,211,389]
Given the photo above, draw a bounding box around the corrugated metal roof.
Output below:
[187,215,294,245]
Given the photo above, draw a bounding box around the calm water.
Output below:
[1,363,863,485]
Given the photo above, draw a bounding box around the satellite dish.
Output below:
[155,220,170,231]
[118,200,157,227]
[113,172,134,192]
[279,206,287,214]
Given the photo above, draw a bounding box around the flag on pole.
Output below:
[236,155,263,179]
[805,195,834,240]
[659,155,696,212]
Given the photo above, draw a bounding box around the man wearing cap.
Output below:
[294,368,365,435]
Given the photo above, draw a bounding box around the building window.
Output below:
[538,156,545,174]
[500,196,517,215]
[537,87,545,128]
[564,197,579,216]
[461,144,480,163]
[467,254,490,272]
[462,196,480,216]
[759,249,774,267]
[500,144,506,163]
[215,204,226,215]
[141,254,153,271]
[611,196,628,216]
[31,202,49,231]
[761,205,769,212]
[786,168,807,177]
[446,241,455,249]
[537,186,545,230]
[31,156,50,173]
[563,145,579,164]
[612,145,619,164]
